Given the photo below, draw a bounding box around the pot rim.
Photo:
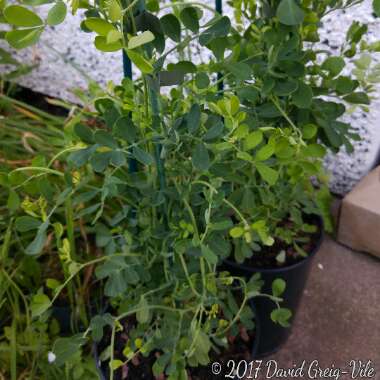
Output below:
[224,215,325,274]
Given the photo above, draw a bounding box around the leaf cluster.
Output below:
[0,0,379,378]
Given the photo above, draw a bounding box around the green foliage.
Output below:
[95,256,139,297]
[322,56,346,77]
[107,0,122,22]
[272,279,286,298]
[4,5,43,27]
[276,0,305,25]
[30,293,51,317]
[271,307,292,327]
[180,7,200,33]
[0,0,378,378]
[85,18,115,36]
[15,216,42,232]
[199,16,231,46]
[195,72,210,89]
[126,50,153,73]
[6,28,43,49]
[187,104,201,133]
[128,31,155,49]
[52,335,87,366]
[47,1,67,26]
[192,143,210,171]
[160,14,181,42]
[374,0,380,17]
[25,222,49,255]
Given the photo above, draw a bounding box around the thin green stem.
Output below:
[1,269,31,326]
[213,277,248,337]
[182,197,200,242]
[1,220,13,263]
[10,320,17,380]
[116,304,194,322]
[159,1,217,13]
[109,323,117,380]
[48,146,80,168]
[122,0,140,15]
[192,180,218,194]
[178,253,201,298]
[270,95,303,140]
[143,281,173,297]
[9,166,64,177]
[65,197,76,261]
[223,198,249,227]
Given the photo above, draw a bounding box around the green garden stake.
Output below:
[215,0,222,14]
[215,0,223,91]
[122,51,133,80]
[123,51,137,173]
[123,0,146,173]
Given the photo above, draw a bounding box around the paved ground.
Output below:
[254,237,380,380]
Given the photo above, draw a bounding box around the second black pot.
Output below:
[224,223,324,358]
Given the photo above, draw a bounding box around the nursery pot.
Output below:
[223,220,324,358]
[51,306,73,335]
[52,299,107,335]
[93,317,260,380]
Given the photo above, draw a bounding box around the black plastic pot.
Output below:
[223,221,324,358]
[52,299,108,335]
[51,306,73,335]
[94,310,260,380]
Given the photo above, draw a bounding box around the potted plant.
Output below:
[0,1,291,379]
[2,0,379,376]
[213,0,379,356]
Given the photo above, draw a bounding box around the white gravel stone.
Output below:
[316,0,380,194]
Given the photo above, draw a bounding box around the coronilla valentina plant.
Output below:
[1,0,380,378]
[1,1,280,378]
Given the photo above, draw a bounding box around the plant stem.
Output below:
[47,146,79,168]
[147,78,167,193]
[178,253,201,298]
[160,2,217,13]
[1,269,31,326]
[0,220,13,264]
[10,320,16,380]
[9,166,64,177]
[223,198,249,227]
[65,197,76,261]
[116,304,194,322]
[213,278,248,337]
[270,95,303,141]
[109,323,117,380]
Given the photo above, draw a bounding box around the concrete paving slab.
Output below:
[338,167,380,259]
[253,237,380,380]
